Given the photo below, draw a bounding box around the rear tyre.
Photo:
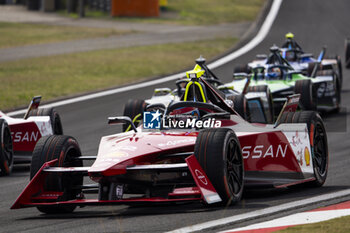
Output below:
[28,108,63,135]
[345,39,350,68]
[233,64,251,74]
[122,99,146,132]
[247,85,274,123]
[281,111,328,187]
[294,79,317,110]
[307,62,317,77]
[30,135,83,214]
[227,94,251,122]
[0,119,14,176]
[194,128,244,206]
[334,55,343,87]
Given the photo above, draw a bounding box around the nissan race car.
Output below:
[11,73,328,214]
[123,57,274,134]
[229,45,341,115]
[0,96,63,175]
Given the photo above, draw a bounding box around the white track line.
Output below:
[220,209,350,233]
[167,189,350,233]
[7,0,283,117]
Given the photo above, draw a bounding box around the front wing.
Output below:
[11,156,221,209]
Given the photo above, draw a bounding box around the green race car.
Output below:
[220,46,341,116]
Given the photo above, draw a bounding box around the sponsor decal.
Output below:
[11,131,39,143]
[115,185,124,199]
[317,82,335,98]
[114,146,137,151]
[157,138,196,147]
[104,151,128,158]
[195,169,208,185]
[242,144,288,159]
[304,147,311,166]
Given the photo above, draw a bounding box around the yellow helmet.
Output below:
[285,32,294,39]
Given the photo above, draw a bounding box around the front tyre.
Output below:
[194,128,244,205]
[30,135,83,214]
[294,79,317,110]
[227,94,251,122]
[122,99,146,132]
[0,119,14,176]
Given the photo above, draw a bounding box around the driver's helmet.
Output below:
[266,66,282,79]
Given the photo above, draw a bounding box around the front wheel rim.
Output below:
[313,122,327,177]
[226,138,243,196]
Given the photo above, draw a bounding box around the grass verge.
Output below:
[276,215,350,233]
[0,37,237,110]
[0,22,131,49]
[60,0,265,25]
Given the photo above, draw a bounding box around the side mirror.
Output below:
[108,116,137,133]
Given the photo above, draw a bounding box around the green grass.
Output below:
[0,37,237,110]
[276,215,350,233]
[0,22,131,49]
[60,0,265,25]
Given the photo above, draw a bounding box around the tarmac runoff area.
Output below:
[220,200,350,233]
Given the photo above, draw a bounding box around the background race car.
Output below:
[12,75,328,215]
[123,57,274,133]
[0,96,63,175]
[231,46,341,115]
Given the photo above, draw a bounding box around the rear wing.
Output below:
[310,47,326,77]
[274,94,300,128]
[23,96,41,120]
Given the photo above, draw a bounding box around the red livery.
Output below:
[0,96,63,175]
[11,77,328,214]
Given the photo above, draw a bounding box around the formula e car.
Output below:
[229,45,341,115]
[12,73,328,214]
[237,33,343,87]
[281,32,342,87]
[123,57,274,134]
[0,96,63,175]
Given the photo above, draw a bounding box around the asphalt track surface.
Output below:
[2,0,350,232]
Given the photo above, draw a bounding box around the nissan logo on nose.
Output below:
[195,169,208,185]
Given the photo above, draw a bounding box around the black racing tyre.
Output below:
[30,135,83,214]
[307,62,318,77]
[0,119,14,176]
[280,111,328,187]
[194,128,244,205]
[345,39,350,69]
[233,64,251,74]
[227,94,251,122]
[334,55,343,87]
[333,77,341,113]
[28,108,63,135]
[122,99,146,132]
[294,79,317,110]
[247,85,274,123]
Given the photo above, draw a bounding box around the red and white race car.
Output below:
[11,76,328,214]
[0,96,63,175]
